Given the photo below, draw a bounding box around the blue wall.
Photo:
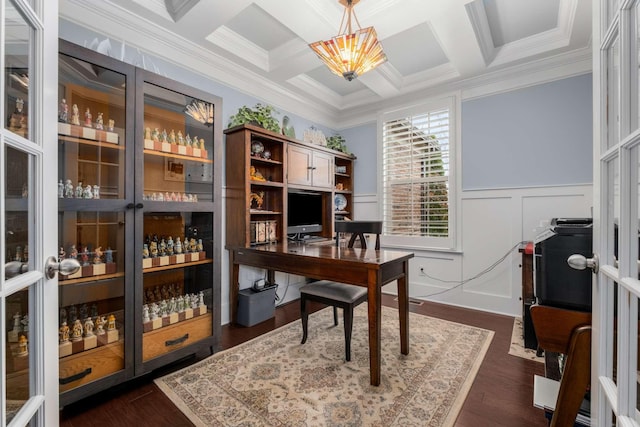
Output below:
[461,74,593,190]
[344,74,593,196]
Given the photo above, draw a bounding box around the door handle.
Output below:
[567,253,599,274]
[45,256,81,279]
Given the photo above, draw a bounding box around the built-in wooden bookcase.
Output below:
[224,124,355,248]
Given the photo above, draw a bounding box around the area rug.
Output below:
[508,317,544,363]
[156,305,494,427]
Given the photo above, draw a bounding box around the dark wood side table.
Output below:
[519,242,538,350]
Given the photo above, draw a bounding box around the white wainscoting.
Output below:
[357,184,593,316]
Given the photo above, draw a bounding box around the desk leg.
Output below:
[230,251,239,324]
[398,261,409,355]
[367,269,382,386]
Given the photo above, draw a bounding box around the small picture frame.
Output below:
[165,158,185,182]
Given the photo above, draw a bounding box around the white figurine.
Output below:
[84,317,94,336]
[65,179,74,198]
[58,180,64,198]
[21,314,28,333]
[59,98,69,123]
[75,181,83,198]
[71,103,80,126]
[83,184,93,199]
[198,291,205,307]
[95,112,104,130]
[142,305,150,323]
[93,185,100,199]
[12,312,22,333]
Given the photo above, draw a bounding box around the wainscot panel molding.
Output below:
[356,184,593,316]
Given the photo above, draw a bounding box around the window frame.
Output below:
[377,94,460,251]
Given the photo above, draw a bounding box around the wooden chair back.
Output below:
[530,305,592,427]
[335,220,382,249]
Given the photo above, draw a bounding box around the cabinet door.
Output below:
[57,43,135,403]
[311,150,333,189]
[287,144,312,186]
[137,71,220,372]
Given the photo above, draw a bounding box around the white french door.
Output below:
[1,0,58,426]
[592,0,640,425]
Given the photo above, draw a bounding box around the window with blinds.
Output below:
[382,106,452,247]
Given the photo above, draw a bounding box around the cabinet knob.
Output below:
[136,203,144,209]
[127,203,135,209]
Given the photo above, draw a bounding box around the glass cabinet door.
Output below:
[138,72,218,369]
[56,43,134,402]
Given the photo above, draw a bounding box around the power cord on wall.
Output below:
[412,240,529,299]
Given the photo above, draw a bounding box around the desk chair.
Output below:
[299,220,382,361]
[530,305,591,427]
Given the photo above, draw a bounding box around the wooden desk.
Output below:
[230,242,414,386]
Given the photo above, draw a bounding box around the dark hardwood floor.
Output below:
[60,294,548,426]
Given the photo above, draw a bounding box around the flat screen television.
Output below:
[287,190,323,236]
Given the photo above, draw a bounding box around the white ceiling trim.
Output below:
[287,74,345,108]
[490,0,578,67]
[335,47,592,129]
[131,0,172,21]
[60,0,340,127]
[205,26,269,72]
[465,0,495,65]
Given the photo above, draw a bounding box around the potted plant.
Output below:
[326,134,349,154]
[228,103,280,133]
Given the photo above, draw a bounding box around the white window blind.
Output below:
[382,108,451,243]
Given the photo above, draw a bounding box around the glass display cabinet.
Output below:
[57,40,135,405]
[55,40,222,405]
[135,70,222,373]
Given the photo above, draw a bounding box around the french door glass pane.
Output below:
[607,36,620,150]
[57,210,126,392]
[4,289,31,424]
[4,146,32,279]
[609,156,620,387]
[4,1,32,140]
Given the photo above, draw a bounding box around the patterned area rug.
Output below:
[156,305,494,426]
[508,317,544,363]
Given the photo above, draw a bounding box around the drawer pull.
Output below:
[165,334,189,347]
[59,368,92,385]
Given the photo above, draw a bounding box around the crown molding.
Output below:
[334,47,592,129]
[206,26,269,71]
[465,0,495,65]
[60,0,340,127]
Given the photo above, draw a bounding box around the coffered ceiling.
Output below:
[60,0,592,128]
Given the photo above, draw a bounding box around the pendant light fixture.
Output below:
[309,0,387,81]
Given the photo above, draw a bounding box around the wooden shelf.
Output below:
[59,271,124,286]
[142,258,212,273]
[251,155,282,165]
[59,134,124,150]
[250,210,282,215]
[250,180,284,188]
[143,149,213,164]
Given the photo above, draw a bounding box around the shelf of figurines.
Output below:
[143,128,209,162]
[58,124,120,146]
[142,291,207,333]
[142,253,209,271]
[58,313,120,359]
[59,264,118,282]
